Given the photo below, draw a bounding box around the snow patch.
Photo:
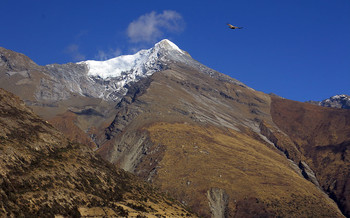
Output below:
[331,94,348,99]
[80,50,150,79]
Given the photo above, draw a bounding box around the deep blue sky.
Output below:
[1,0,349,102]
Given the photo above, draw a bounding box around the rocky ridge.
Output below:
[1,40,248,105]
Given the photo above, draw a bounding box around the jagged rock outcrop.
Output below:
[320,94,350,109]
[298,161,321,188]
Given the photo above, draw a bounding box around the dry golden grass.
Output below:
[146,122,344,217]
[78,198,196,217]
[0,88,196,217]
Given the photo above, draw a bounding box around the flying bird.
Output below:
[227,23,243,29]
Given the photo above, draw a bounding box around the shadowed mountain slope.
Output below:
[0,88,195,217]
[271,96,350,217]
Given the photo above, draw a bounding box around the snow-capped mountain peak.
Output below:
[307,94,350,109]
[41,39,191,102]
[154,39,185,54]
[321,94,350,109]
[80,39,185,80]
[329,94,349,100]
[42,39,247,102]
[52,39,189,101]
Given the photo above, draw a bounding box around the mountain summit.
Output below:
[0,39,241,103]
[76,39,190,99]
[76,39,247,101]
[81,39,187,80]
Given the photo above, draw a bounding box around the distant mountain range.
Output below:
[1,40,349,217]
[307,94,350,109]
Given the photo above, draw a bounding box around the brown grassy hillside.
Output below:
[144,122,343,217]
[0,88,196,217]
[271,96,350,217]
[97,64,345,217]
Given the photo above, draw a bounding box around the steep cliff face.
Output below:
[0,88,195,217]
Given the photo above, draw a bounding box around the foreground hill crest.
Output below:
[0,88,196,217]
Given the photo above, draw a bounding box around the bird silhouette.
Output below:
[227,23,243,29]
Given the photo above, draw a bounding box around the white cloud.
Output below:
[64,44,85,61]
[95,48,122,61]
[127,10,184,43]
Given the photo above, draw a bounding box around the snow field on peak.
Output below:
[82,49,150,80]
[331,94,348,99]
[324,94,349,102]
[72,39,188,101]
[80,39,183,80]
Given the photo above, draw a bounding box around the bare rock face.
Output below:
[207,188,229,218]
[298,161,321,188]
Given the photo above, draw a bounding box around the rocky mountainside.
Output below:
[1,41,349,217]
[96,62,347,217]
[1,40,246,104]
[0,40,247,150]
[307,94,350,109]
[0,88,195,217]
